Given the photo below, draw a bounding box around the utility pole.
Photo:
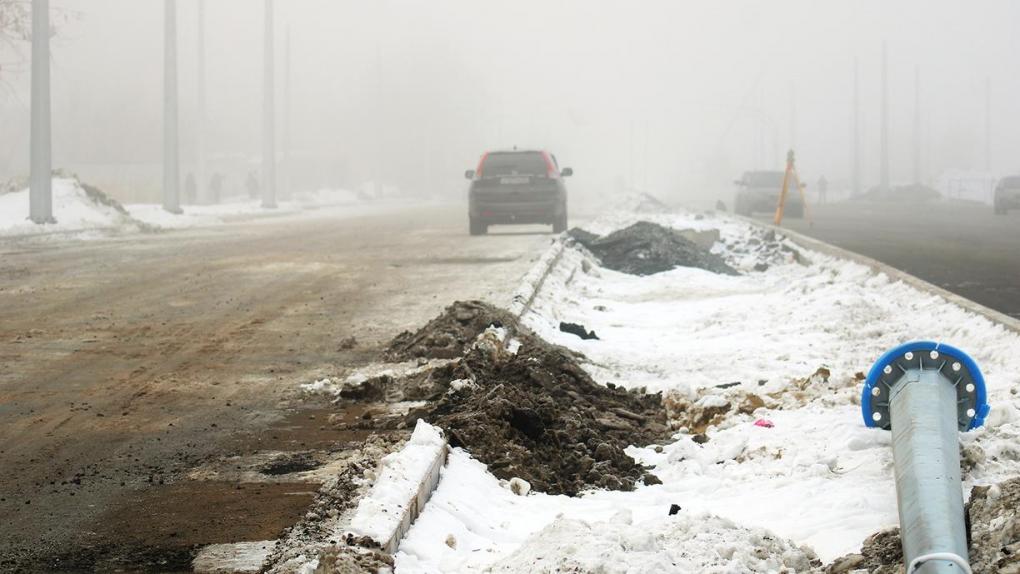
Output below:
[163,0,181,214]
[196,0,207,203]
[284,24,292,199]
[789,81,797,150]
[262,0,277,208]
[852,57,861,197]
[30,0,54,224]
[879,42,890,190]
[984,76,992,173]
[913,65,921,185]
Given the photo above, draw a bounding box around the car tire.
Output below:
[469,218,488,236]
[553,212,568,234]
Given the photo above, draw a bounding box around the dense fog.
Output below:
[1,0,1019,205]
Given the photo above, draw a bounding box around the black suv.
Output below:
[465,150,572,235]
[994,176,1020,215]
[734,170,804,218]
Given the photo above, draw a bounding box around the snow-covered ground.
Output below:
[395,209,1020,572]
[0,179,383,239]
[0,178,141,238]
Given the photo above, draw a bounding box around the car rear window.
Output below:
[744,172,785,187]
[481,152,548,177]
[1000,177,1020,189]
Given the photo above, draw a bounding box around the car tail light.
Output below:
[542,152,557,178]
[475,153,489,179]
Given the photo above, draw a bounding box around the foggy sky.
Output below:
[1,0,1019,203]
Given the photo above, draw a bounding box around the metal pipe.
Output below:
[862,342,989,574]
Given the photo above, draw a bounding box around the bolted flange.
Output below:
[861,341,990,431]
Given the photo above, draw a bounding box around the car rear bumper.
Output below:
[470,196,564,224]
[996,191,1020,208]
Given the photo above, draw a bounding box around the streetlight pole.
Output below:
[262,0,277,209]
[196,0,207,203]
[163,0,181,214]
[29,0,54,224]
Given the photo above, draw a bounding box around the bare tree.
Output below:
[0,0,31,80]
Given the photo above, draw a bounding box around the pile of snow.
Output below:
[350,420,447,546]
[0,178,142,237]
[395,208,1020,571]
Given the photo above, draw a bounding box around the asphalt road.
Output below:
[0,203,553,571]
[774,200,1020,319]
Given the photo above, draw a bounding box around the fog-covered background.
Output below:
[1,0,1018,204]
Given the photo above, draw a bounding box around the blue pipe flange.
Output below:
[862,341,990,431]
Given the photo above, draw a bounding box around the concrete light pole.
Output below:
[29,0,54,224]
[852,57,861,197]
[262,0,277,209]
[196,0,207,203]
[163,0,181,214]
[879,42,890,190]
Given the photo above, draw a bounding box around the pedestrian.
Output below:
[209,173,223,204]
[184,173,197,205]
[246,171,260,200]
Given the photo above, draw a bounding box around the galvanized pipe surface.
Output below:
[889,369,969,573]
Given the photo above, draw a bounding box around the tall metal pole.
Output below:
[283,24,292,199]
[913,65,921,185]
[984,76,991,173]
[880,42,890,190]
[196,0,207,203]
[163,0,181,214]
[852,57,861,197]
[30,0,54,224]
[262,0,277,209]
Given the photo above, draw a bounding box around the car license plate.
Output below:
[500,176,530,185]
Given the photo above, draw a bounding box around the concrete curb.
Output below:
[510,236,568,320]
[380,440,449,554]
[750,217,1020,335]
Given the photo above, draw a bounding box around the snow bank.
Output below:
[350,420,447,548]
[395,208,1020,571]
[0,178,140,237]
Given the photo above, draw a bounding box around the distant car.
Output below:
[465,150,572,236]
[733,170,803,218]
[994,176,1020,215]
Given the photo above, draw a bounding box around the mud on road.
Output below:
[0,204,552,571]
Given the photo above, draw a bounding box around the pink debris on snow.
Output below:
[754,419,775,428]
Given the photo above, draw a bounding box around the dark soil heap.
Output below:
[826,477,1020,573]
[387,301,518,360]
[398,301,670,496]
[568,221,739,276]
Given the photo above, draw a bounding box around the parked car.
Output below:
[994,176,1020,215]
[465,150,572,235]
[733,170,804,218]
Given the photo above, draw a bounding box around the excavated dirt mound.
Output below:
[969,478,1020,572]
[396,301,669,496]
[387,300,518,360]
[568,221,739,276]
[826,476,1020,573]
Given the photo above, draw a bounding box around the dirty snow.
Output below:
[395,209,1020,571]
[350,420,447,546]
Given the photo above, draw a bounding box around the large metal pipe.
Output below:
[863,342,989,574]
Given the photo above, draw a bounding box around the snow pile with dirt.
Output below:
[349,420,446,545]
[394,209,1020,572]
[0,177,144,237]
